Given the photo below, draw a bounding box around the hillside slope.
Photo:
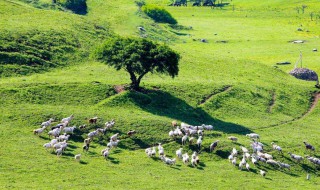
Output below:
[0,0,319,189]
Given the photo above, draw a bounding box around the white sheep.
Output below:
[239,160,244,170]
[103,148,110,159]
[232,148,238,156]
[61,114,74,123]
[251,155,258,165]
[240,146,249,153]
[74,154,81,161]
[245,163,250,171]
[228,154,234,162]
[260,170,266,177]
[182,153,189,164]
[33,126,46,135]
[169,130,174,138]
[57,134,70,142]
[278,162,290,170]
[264,153,273,160]
[41,118,54,127]
[271,142,282,153]
[288,153,303,162]
[266,159,280,167]
[176,148,183,159]
[63,126,76,134]
[246,133,260,139]
[145,147,151,155]
[232,157,237,166]
[181,134,188,145]
[50,138,58,146]
[150,147,156,157]
[202,124,213,130]
[43,143,52,150]
[55,148,63,156]
[196,136,203,148]
[110,133,119,141]
[189,137,195,145]
[104,119,115,129]
[197,130,203,136]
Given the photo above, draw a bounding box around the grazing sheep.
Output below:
[88,131,99,139]
[103,148,110,159]
[278,162,290,170]
[246,133,260,139]
[57,134,70,142]
[202,124,213,130]
[239,160,244,170]
[43,143,52,150]
[163,157,176,166]
[169,130,174,138]
[48,128,60,138]
[55,148,63,156]
[197,130,203,136]
[288,152,303,162]
[104,119,115,130]
[176,148,183,159]
[246,163,250,171]
[303,142,315,151]
[145,147,151,155]
[196,136,203,149]
[159,148,164,157]
[209,140,219,152]
[232,148,238,156]
[88,117,98,124]
[182,153,189,164]
[110,133,119,141]
[171,120,178,127]
[228,154,234,162]
[150,147,156,157]
[181,122,190,128]
[263,153,273,160]
[251,141,263,152]
[182,134,188,145]
[260,170,267,177]
[232,158,237,166]
[266,159,280,167]
[271,142,282,153]
[74,154,81,161]
[227,136,238,142]
[50,138,58,146]
[33,126,46,135]
[158,143,163,151]
[257,156,267,163]
[61,115,74,123]
[251,155,258,165]
[63,126,76,134]
[240,146,249,153]
[244,152,251,160]
[41,118,54,127]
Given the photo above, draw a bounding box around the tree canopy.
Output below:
[94,36,180,90]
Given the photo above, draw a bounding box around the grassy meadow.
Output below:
[0,0,320,189]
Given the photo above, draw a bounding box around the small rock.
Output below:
[292,40,304,43]
[200,39,207,43]
[297,28,303,31]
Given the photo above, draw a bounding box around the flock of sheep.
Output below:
[33,115,121,161]
[144,121,319,178]
[34,116,319,179]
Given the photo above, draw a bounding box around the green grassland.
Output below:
[0,0,320,189]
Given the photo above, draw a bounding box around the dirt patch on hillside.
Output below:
[114,85,126,94]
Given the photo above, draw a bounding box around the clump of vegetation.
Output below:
[0,30,80,77]
[63,0,88,15]
[142,4,177,24]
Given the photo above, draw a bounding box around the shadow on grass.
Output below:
[80,160,88,165]
[108,156,120,164]
[127,90,252,135]
[215,150,230,159]
[39,136,51,141]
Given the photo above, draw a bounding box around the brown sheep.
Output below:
[88,117,98,124]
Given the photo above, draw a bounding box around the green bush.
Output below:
[142,5,177,24]
[64,0,87,15]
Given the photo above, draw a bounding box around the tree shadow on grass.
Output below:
[128,90,252,135]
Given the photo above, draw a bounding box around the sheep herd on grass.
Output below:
[145,121,319,178]
[34,116,319,179]
[34,115,120,161]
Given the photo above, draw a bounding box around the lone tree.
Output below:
[94,36,180,91]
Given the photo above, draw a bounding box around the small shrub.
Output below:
[142,5,177,24]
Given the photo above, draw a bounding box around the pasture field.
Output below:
[0,0,319,189]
